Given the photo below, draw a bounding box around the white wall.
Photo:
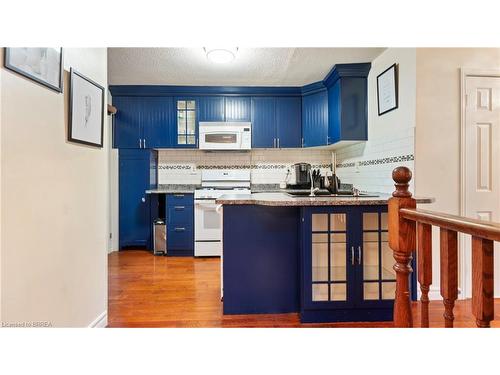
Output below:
[108,93,119,253]
[0,51,3,323]
[415,48,500,299]
[335,48,416,194]
[1,48,109,327]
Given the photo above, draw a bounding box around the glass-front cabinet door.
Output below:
[359,209,396,306]
[302,208,355,309]
[174,98,197,148]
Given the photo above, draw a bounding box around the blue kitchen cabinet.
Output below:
[166,193,194,256]
[172,97,198,148]
[327,77,368,145]
[251,96,302,149]
[223,205,300,314]
[325,63,370,145]
[113,96,173,149]
[251,97,276,148]
[119,149,154,249]
[113,97,145,149]
[301,90,328,147]
[142,96,174,149]
[300,205,412,323]
[224,97,251,122]
[276,96,302,148]
[198,96,225,122]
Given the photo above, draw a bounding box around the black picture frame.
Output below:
[376,63,398,116]
[68,68,105,148]
[3,48,64,93]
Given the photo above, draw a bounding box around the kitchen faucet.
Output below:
[309,169,319,197]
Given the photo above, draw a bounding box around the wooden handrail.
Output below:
[388,166,498,328]
[400,208,500,242]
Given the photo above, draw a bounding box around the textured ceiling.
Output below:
[108,48,386,86]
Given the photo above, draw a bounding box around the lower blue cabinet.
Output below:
[166,193,194,256]
[119,149,153,249]
[300,205,411,323]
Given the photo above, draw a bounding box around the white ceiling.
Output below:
[108,48,386,87]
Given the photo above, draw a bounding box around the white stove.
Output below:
[194,170,250,256]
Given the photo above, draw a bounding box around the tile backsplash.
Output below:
[157,139,414,193]
[334,126,415,194]
[157,149,333,185]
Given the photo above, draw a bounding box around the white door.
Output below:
[464,75,500,297]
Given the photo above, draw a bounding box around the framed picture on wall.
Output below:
[68,68,105,148]
[377,63,398,115]
[3,48,63,92]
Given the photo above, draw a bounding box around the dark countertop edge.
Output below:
[146,190,196,194]
[215,194,434,206]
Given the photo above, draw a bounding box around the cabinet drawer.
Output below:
[166,193,194,206]
[167,205,193,226]
[168,226,194,250]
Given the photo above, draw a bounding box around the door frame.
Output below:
[459,68,500,298]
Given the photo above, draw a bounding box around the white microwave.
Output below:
[199,122,252,150]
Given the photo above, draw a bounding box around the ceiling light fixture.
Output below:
[204,47,238,64]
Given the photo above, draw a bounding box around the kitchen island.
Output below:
[216,192,433,323]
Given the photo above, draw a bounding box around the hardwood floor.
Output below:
[108,250,500,328]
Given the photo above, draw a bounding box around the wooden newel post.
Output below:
[388,166,416,327]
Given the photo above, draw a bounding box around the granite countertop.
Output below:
[145,184,200,194]
[215,191,434,206]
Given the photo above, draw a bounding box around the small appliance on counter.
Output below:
[286,162,311,189]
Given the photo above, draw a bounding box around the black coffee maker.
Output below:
[288,163,311,189]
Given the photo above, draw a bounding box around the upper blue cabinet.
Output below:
[113,96,173,149]
[224,97,251,122]
[113,96,144,148]
[302,88,328,147]
[276,96,301,148]
[251,96,302,148]
[251,97,276,148]
[324,63,370,146]
[198,96,225,122]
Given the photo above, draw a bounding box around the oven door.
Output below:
[195,199,222,241]
[199,131,241,150]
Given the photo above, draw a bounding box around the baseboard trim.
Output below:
[88,310,107,328]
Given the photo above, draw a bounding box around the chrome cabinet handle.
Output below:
[143,138,146,148]
[139,138,142,148]
[174,206,185,210]
[173,194,185,197]
[174,227,186,232]
[358,246,362,265]
[351,246,355,265]
[277,138,280,148]
[141,197,145,203]
[273,138,276,148]
[301,137,304,147]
